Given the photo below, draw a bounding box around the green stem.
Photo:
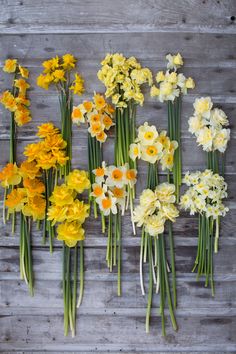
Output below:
[168,221,177,308]
[145,235,153,333]
[77,241,84,308]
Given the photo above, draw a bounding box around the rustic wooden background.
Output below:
[0,1,236,353]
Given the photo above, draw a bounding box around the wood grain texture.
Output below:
[0,0,235,34]
[0,0,236,353]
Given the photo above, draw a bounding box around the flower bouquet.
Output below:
[134,184,179,335]
[48,169,90,336]
[189,97,230,174]
[0,59,31,228]
[150,53,195,201]
[98,53,152,221]
[72,93,114,217]
[23,123,68,252]
[91,162,137,295]
[0,161,46,295]
[180,170,228,295]
[0,59,31,164]
[37,54,84,176]
[130,122,179,335]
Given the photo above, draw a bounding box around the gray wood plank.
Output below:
[1,244,236,280]
[0,0,235,34]
[0,33,236,65]
[0,313,236,352]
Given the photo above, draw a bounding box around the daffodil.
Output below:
[66,170,90,193]
[0,163,21,188]
[57,221,85,247]
[3,59,17,73]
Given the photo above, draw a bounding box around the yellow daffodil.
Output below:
[23,177,45,196]
[18,65,29,78]
[37,122,59,138]
[22,195,46,221]
[66,170,90,193]
[50,184,75,206]
[0,163,21,188]
[66,200,90,223]
[5,188,27,212]
[57,221,85,247]
[19,160,41,179]
[3,59,17,73]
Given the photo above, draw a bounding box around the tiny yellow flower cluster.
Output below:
[129,122,178,170]
[188,97,230,153]
[0,162,46,221]
[150,53,195,102]
[91,161,137,215]
[180,170,228,219]
[47,170,90,247]
[37,54,84,95]
[134,183,179,237]
[0,59,31,126]
[72,93,114,143]
[97,53,153,107]
[24,123,69,170]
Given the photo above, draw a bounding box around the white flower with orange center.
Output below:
[87,112,101,124]
[71,105,85,124]
[94,93,106,110]
[93,161,107,183]
[111,186,127,210]
[88,121,105,137]
[83,101,93,113]
[96,130,107,143]
[90,183,107,201]
[102,115,114,130]
[129,143,141,161]
[125,166,137,187]
[106,165,126,188]
[137,122,158,146]
[98,194,117,216]
[141,142,163,164]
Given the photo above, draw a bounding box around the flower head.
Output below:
[66,170,90,193]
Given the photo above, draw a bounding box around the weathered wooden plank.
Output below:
[0,0,235,34]
[0,313,235,352]
[1,243,235,279]
[0,33,236,66]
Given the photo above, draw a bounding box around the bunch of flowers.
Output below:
[0,161,46,295]
[150,53,195,201]
[130,122,179,335]
[97,53,153,108]
[98,53,152,220]
[180,170,229,295]
[0,59,31,164]
[91,162,137,296]
[188,97,230,173]
[134,184,179,335]
[129,122,178,170]
[47,169,90,337]
[23,123,68,252]
[37,54,84,175]
[72,93,114,216]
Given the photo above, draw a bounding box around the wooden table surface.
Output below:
[0,1,236,352]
